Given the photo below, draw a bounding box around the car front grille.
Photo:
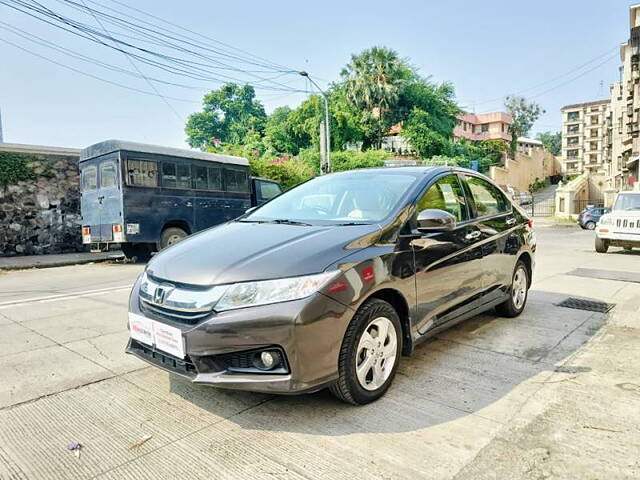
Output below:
[139,299,212,324]
[129,339,197,377]
[615,218,640,231]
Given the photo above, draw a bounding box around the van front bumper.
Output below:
[125,278,354,394]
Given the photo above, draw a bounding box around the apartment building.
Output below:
[560,99,611,176]
[453,112,512,142]
[608,4,640,190]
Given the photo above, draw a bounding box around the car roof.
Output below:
[328,166,483,177]
[80,139,249,166]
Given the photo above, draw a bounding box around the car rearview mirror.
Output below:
[416,209,456,233]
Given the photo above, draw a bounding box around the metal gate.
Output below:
[521,197,556,217]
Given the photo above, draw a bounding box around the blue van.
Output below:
[79,140,282,260]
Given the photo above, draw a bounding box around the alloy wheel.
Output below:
[512,266,528,310]
[355,317,398,391]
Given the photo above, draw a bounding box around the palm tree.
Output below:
[340,46,413,149]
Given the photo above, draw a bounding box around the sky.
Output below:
[0,0,634,149]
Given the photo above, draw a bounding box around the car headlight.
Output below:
[599,216,612,225]
[214,271,340,311]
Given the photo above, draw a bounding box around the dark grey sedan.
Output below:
[126,167,535,404]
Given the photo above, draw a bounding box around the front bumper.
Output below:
[596,228,640,245]
[126,278,354,394]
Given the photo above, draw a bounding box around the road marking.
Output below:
[0,285,133,309]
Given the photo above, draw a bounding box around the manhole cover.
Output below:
[556,297,615,313]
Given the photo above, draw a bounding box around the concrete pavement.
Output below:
[0,228,638,479]
[0,252,124,271]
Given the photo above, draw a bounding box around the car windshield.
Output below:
[613,194,640,211]
[242,171,420,225]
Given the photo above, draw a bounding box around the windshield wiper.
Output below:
[333,222,372,226]
[266,219,313,226]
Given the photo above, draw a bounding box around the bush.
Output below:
[298,149,391,174]
[249,156,314,190]
[528,177,549,193]
[0,152,37,187]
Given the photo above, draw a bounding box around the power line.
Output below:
[77,0,183,121]
[461,46,620,108]
[0,36,200,102]
[1,0,306,92]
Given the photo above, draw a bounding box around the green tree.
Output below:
[262,106,299,155]
[185,83,266,149]
[505,95,544,159]
[400,81,460,158]
[536,131,561,156]
[340,46,414,149]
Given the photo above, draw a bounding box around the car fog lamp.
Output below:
[253,350,280,370]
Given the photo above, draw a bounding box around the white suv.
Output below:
[595,191,640,253]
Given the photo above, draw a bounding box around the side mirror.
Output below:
[416,209,456,233]
[245,206,258,214]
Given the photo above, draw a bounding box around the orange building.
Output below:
[453,112,512,143]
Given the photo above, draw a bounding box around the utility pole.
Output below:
[0,108,3,143]
[299,71,331,174]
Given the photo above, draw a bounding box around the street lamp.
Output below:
[299,71,331,174]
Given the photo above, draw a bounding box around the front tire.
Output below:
[496,260,529,318]
[330,299,402,405]
[595,237,609,253]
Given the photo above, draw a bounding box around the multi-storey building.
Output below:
[608,4,640,190]
[453,112,512,143]
[560,99,611,176]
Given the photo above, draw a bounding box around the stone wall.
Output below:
[489,150,561,192]
[0,149,82,256]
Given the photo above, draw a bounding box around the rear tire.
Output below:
[595,237,609,253]
[585,221,596,230]
[160,227,188,249]
[496,260,529,318]
[329,299,402,405]
[121,243,151,263]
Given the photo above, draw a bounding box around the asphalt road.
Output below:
[0,227,639,479]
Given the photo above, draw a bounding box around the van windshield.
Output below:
[613,193,640,211]
[242,172,419,225]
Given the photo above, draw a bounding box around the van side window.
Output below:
[193,166,208,190]
[81,165,97,191]
[466,176,509,217]
[100,162,117,189]
[224,168,249,192]
[161,162,177,188]
[208,167,222,190]
[176,164,191,189]
[127,158,158,187]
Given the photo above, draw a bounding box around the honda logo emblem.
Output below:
[152,284,174,305]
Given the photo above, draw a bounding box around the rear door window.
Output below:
[465,176,510,217]
[193,165,208,190]
[224,168,249,192]
[127,158,158,187]
[81,165,97,191]
[100,162,117,189]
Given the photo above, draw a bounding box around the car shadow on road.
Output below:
[168,289,606,435]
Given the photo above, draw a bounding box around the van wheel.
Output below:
[496,261,529,318]
[160,227,187,249]
[121,243,151,263]
[595,237,609,253]
[329,299,402,405]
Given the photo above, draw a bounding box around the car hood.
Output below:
[146,221,382,286]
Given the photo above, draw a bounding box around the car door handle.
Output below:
[465,231,481,241]
[506,217,517,226]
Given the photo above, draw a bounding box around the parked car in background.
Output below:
[127,166,535,405]
[578,206,610,230]
[595,191,640,252]
[518,191,533,206]
[79,140,282,261]
[498,184,519,203]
